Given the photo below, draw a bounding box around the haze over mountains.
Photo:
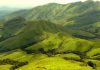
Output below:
[0,7,22,19]
[0,0,100,70]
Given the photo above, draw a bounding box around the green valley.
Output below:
[0,0,100,70]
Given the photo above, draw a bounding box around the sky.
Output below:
[0,0,100,8]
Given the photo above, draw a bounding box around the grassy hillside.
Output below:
[0,20,66,51]
[0,20,99,70]
[0,0,100,70]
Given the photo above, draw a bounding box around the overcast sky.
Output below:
[0,0,100,8]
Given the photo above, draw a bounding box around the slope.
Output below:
[2,1,100,39]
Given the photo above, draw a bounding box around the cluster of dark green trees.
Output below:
[23,48,87,58]
[0,59,28,70]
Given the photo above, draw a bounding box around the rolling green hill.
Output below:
[0,0,100,70]
[0,20,100,70]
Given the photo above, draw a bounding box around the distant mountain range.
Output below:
[0,7,23,18]
[2,0,100,39]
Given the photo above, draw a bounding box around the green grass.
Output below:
[56,53,81,60]
[17,57,93,70]
[0,65,12,70]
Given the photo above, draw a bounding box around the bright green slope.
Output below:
[0,50,94,70]
[17,57,93,70]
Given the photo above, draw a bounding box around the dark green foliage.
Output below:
[0,59,28,70]
[63,57,84,62]
[0,59,28,65]
[22,49,35,54]
[10,61,28,70]
[38,48,45,54]
[47,49,56,55]
[87,61,96,69]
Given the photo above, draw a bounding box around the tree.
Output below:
[87,61,96,69]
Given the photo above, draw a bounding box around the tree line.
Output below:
[0,59,28,70]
